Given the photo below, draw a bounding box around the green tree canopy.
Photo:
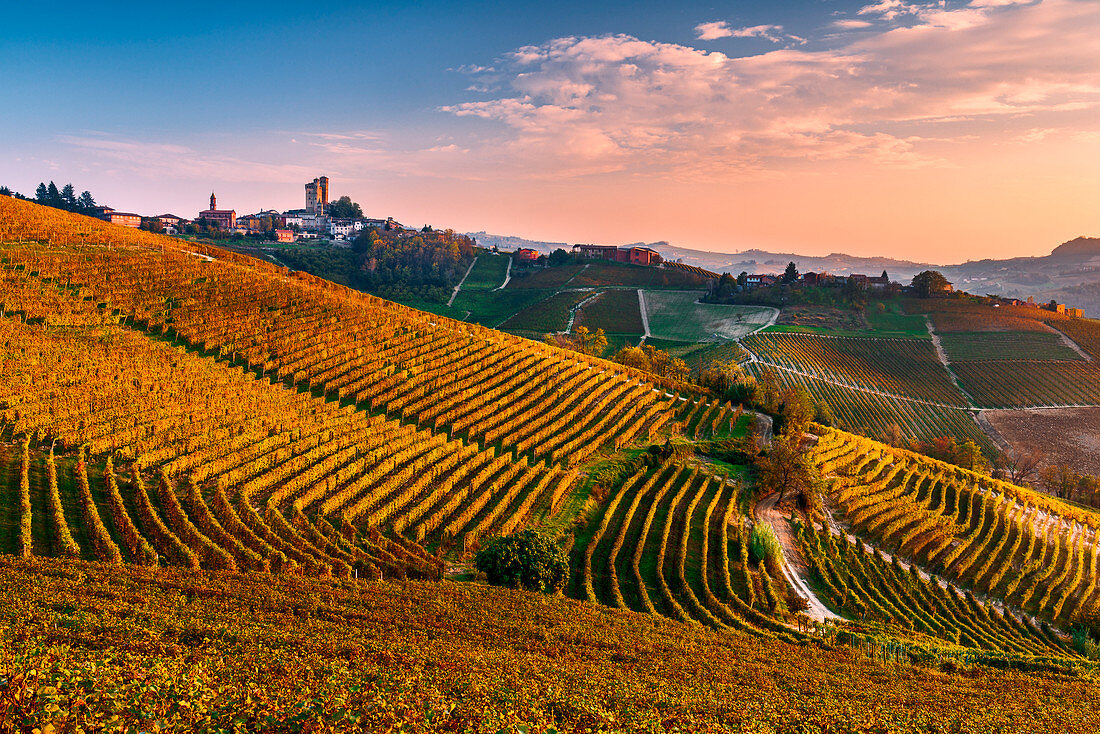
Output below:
[782,261,799,284]
[474,530,568,593]
[328,196,364,218]
[911,270,951,298]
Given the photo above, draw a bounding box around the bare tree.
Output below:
[996,447,1045,486]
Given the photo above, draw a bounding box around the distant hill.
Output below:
[467,231,568,252]
[472,231,1100,317]
[1050,236,1100,259]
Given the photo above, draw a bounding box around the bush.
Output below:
[750,522,782,574]
[475,530,568,593]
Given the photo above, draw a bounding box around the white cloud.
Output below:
[728,24,788,43]
[833,19,874,29]
[694,21,733,41]
[695,21,800,44]
[440,0,1100,180]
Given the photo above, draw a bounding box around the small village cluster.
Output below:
[90,175,405,243]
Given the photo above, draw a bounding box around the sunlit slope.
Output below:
[2,556,1097,732]
[0,198,674,468]
[0,199,683,574]
[811,428,1100,627]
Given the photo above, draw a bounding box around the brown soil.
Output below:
[775,306,869,331]
[985,407,1100,478]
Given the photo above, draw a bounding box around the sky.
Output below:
[2,0,1098,263]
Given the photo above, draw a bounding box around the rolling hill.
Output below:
[2,198,1100,730]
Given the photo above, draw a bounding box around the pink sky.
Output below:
[14,0,1100,262]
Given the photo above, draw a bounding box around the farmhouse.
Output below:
[572,244,662,265]
[104,212,141,228]
[515,248,539,263]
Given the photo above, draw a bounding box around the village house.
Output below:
[515,248,539,263]
[104,212,141,228]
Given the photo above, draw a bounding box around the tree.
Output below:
[1042,464,1081,501]
[60,183,77,210]
[474,530,568,593]
[755,433,821,508]
[995,447,1044,485]
[547,248,571,266]
[328,196,363,218]
[782,261,799,284]
[573,326,608,357]
[774,387,814,437]
[46,182,62,208]
[881,270,889,282]
[77,191,96,212]
[35,183,48,203]
[911,270,951,298]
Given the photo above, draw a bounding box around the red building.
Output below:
[198,192,237,230]
[275,229,295,243]
[572,244,662,265]
[515,248,539,262]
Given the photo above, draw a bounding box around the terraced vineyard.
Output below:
[578,459,802,641]
[811,429,1100,626]
[795,522,1075,658]
[743,332,967,406]
[0,198,684,576]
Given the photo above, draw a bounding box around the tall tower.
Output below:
[210,192,217,211]
[305,176,331,215]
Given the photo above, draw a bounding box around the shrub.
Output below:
[750,522,782,574]
[475,530,568,593]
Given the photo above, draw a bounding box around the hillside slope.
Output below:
[2,556,1098,733]
[0,198,683,574]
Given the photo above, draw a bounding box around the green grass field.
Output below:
[643,291,774,342]
[460,252,511,290]
[450,288,551,327]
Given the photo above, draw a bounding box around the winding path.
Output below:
[447,256,478,307]
[753,491,839,622]
[493,256,512,291]
[637,289,651,343]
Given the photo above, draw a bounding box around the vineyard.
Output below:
[939,331,1084,362]
[577,457,817,642]
[572,289,645,335]
[0,198,687,576]
[951,361,1100,408]
[6,199,1100,721]
[499,290,593,332]
[811,429,1100,627]
[746,365,993,450]
[794,522,1075,657]
[5,557,1098,732]
[742,332,968,406]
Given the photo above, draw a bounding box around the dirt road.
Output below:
[753,491,839,622]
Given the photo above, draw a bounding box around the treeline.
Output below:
[1,181,98,214]
[277,229,476,304]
